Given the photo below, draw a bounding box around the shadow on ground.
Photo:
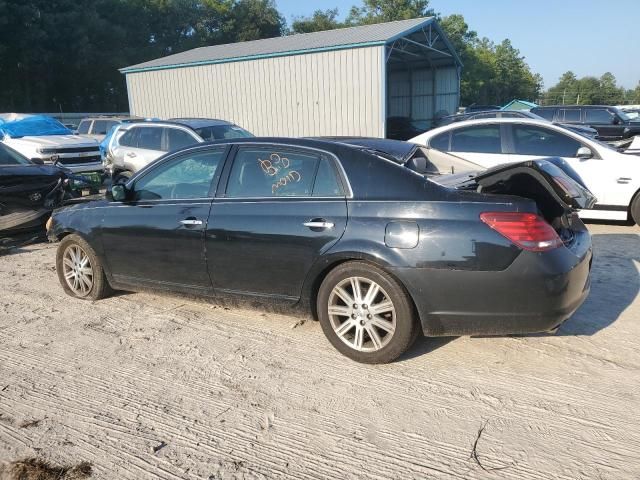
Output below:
[559,232,640,336]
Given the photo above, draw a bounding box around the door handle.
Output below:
[180,218,203,226]
[303,220,334,229]
[126,152,137,158]
[617,177,632,184]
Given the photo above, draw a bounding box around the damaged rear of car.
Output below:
[0,143,69,233]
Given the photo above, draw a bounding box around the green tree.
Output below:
[544,71,627,105]
[346,0,434,25]
[291,9,342,34]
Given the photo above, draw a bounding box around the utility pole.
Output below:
[562,88,566,105]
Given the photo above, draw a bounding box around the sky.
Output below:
[275,0,640,90]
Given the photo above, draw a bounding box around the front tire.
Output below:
[631,192,640,226]
[317,261,418,364]
[56,234,112,300]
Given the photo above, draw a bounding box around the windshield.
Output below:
[0,143,31,166]
[0,115,72,138]
[195,125,253,141]
[614,108,631,122]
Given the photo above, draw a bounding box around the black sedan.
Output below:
[47,138,594,363]
[0,143,69,234]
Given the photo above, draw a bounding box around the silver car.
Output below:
[107,119,253,183]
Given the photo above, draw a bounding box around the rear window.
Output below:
[450,125,502,154]
[137,127,163,151]
[195,125,253,141]
[166,128,197,152]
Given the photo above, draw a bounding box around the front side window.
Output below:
[226,147,322,198]
[166,128,197,152]
[560,109,581,123]
[118,128,139,147]
[450,125,502,154]
[585,109,614,124]
[137,127,163,151]
[134,149,225,201]
[512,125,582,157]
[77,120,91,134]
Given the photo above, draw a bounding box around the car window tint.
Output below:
[429,132,450,151]
[166,128,196,151]
[560,109,580,123]
[451,125,501,153]
[472,112,499,119]
[196,125,253,141]
[118,128,139,147]
[92,120,109,135]
[134,149,224,200]
[312,158,343,197]
[532,108,555,121]
[77,121,91,134]
[513,125,582,157]
[226,147,319,198]
[137,127,163,150]
[585,109,614,124]
[0,144,30,165]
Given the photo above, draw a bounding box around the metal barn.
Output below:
[121,17,462,138]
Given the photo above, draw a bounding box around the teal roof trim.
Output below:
[121,41,387,74]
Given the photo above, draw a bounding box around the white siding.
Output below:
[126,46,385,137]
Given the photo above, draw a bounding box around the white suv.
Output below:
[108,119,252,182]
[0,114,102,175]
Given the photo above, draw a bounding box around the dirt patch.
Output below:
[0,458,91,480]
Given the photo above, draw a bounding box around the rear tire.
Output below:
[56,234,112,301]
[631,192,640,226]
[317,261,418,364]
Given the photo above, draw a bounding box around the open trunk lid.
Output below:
[472,159,597,211]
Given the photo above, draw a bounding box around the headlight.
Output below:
[37,147,57,155]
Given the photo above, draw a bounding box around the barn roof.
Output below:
[121,17,461,74]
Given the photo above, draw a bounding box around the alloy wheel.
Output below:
[327,276,396,352]
[62,245,94,297]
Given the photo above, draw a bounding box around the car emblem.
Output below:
[29,192,42,202]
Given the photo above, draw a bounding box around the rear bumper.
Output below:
[392,234,592,337]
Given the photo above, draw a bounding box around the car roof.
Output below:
[81,116,136,121]
[311,137,416,162]
[533,105,614,109]
[414,117,575,140]
[168,118,236,129]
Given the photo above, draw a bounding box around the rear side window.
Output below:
[312,158,343,197]
[585,109,614,124]
[226,147,321,198]
[137,127,163,151]
[91,120,109,135]
[77,120,91,134]
[471,112,499,119]
[429,132,450,151]
[512,125,582,157]
[450,125,502,154]
[166,128,197,152]
[532,108,555,121]
[559,109,580,123]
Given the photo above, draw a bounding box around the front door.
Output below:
[101,146,228,293]
[584,108,622,140]
[206,144,348,299]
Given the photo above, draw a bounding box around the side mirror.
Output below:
[612,117,621,125]
[576,147,593,159]
[111,184,128,202]
[31,158,45,165]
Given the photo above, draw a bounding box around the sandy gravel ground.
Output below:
[0,223,639,479]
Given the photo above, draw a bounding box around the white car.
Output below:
[0,114,102,175]
[410,118,640,225]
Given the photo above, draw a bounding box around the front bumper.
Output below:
[393,235,592,337]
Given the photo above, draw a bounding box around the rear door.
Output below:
[206,144,348,299]
[101,146,228,292]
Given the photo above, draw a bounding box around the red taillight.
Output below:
[480,212,563,252]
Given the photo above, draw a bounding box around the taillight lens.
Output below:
[480,212,563,252]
